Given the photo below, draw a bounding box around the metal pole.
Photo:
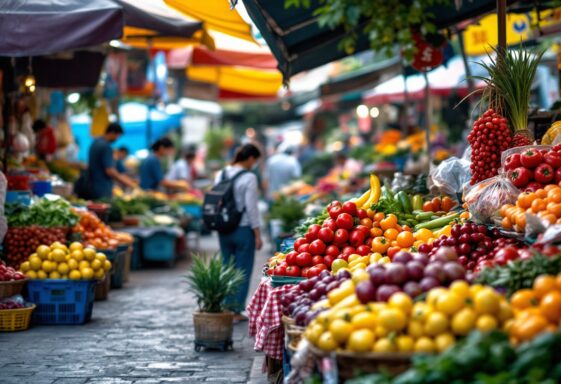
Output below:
[497,0,507,53]
[423,71,432,173]
[458,29,475,95]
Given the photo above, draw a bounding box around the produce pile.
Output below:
[0,296,27,310]
[0,261,25,282]
[505,145,561,191]
[501,184,561,232]
[72,210,132,250]
[19,241,111,281]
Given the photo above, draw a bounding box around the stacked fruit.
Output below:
[72,210,120,250]
[501,185,561,232]
[0,261,25,281]
[422,223,524,273]
[307,282,512,354]
[19,242,111,281]
[0,298,25,310]
[468,108,512,185]
[3,226,67,267]
[505,146,561,191]
[508,273,561,343]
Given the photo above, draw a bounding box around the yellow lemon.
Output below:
[69,270,82,280]
[396,335,415,352]
[79,260,90,270]
[90,259,102,271]
[51,249,67,263]
[372,337,395,353]
[41,260,54,273]
[37,270,47,280]
[19,261,30,272]
[329,319,353,344]
[26,270,37,279]
[36,245,50,259]
[451,307,477,336]
[28,256,42,271]
[71,250,84,262]
[83,248,96,261]
[407,320,425,339]
[424,312,449,337]
[351,312,377,330]
[67,259,79,270]
[347,329,375,352]
[57,263,69,275]
[49,271,61,279]
[474,288,501,315]
[476,315,499,332]
[69,242,83,252]
[103,260,112,272]
[80,267,94,280]
[435,333,455,353]
[94,269,105,280]
[378,308,407,332]
[435,291,465,315]
[414,337,436,353]
[449,280,471,299]
[95,253,107,263]
[317,331,338,351]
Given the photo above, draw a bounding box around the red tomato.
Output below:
[328,206,342,219]
[534,164,554,184]
[318,227,334,243]
[355,225,370,237]
[315,264,328,272]
[357,209,369,219]
[333,228,349,245]
[298,244,310,254]
[356,245,371,256]
[342,201,358,217]
[349,230,366,247]
[273,265,287,276]
[306,266,322,278]
[293,238,307,251]
[285,251,298,266]
[266,268,274,276]
[545,151,561,168]
[520,150,543,168]
[328,200,341,210]
[387,246,401,259]
[508,167,531,188]
[504,153,522,171]
[309,239,326,255]
[325,245,340,257]
[323,255,335,268]
[555,168,561,184]
[301,267,311,278]
[336,213,354,230]
[542,244,561,257]
[337,253,349,262]
[285,265,301,277]
[525,182,543,192]
[311,255,324,265]
[322,219,337,231]
[295,252,313,267]
[341,246,356,255]
[494,246,519,266]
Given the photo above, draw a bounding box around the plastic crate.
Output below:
[26,280,96,325]
[181,204,202,219]
[130,238,141,270]
[107,248,125,289]
[142,232,176,262]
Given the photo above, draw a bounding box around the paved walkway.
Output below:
[0,235,270,384]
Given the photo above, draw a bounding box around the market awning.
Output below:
[239,0,520,79]
[0,0,123,57]
[164,0,255,42]
[167,46,277,69]
[186,65,282,97]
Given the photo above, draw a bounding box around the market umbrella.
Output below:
[0,0,123,57]
[238,0,522,79]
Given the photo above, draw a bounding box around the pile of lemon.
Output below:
[19,241,111,281]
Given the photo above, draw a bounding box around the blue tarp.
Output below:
[70,102,183,162]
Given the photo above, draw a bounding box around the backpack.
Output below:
[202,169,248,234]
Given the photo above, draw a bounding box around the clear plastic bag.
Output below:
[430,151,471,196]
[464,175,520,224]
[500,145,551,168]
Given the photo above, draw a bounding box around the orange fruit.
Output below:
[380,214,398,231]
[510,289,538,311]
[548,189,561,203]
[501,217,512,230]
[396,231,415,248]
[514,314,549,342]
[518,192,535,209]
[533,275,559,298]
[384,228,399,241]
[536,189,548,199]
[373,212,385,222]
[539,291,561,323]
[547,202,561,218]
[544,184,559,192]
[531,198,547,213]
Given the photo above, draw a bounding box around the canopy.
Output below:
[239,0,519,79]
[167,46,277,69]
[0,0,123,57]
[186,65,282,97]
[164,0,255,42]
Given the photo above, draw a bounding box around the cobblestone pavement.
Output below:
[0,236,271,384]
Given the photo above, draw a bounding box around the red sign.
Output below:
[411,32,445,72]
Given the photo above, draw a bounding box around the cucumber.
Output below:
[415,212,434,221]
[397,191,413,213]
[414,213,460,231]
[412,194,424,211]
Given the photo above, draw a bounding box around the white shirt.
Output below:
[166,159,192,182]
[214,165,260,229]
[265,153,301,199]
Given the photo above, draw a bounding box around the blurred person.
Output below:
[332,151,362,179]
[32,119,56,160]
[114,146,129,174]
[83,123,137,200]
[214,143,263,321]
[139,138,189,192]
[265,144,301,201]
[166,150,197,185]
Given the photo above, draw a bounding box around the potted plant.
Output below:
[185,254,245,351]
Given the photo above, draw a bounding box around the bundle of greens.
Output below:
[270,196,306,234]
[6,199,78,228]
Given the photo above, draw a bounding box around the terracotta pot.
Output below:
[193,311,234,343]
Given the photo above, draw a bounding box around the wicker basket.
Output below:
[122,246,132,283]
[308,342,412,380]
[94,274,110,301]
[0,279,28,299]
[0,305,35,331]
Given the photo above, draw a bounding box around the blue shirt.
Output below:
[116,159,127,174]
[88,137,114,199]
[139,154,163,190]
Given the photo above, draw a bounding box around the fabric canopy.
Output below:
[167,46,276,69]
[186,65,282,96]
[0,0,123,57]
[164,0,255,42]
[239,0,520,79]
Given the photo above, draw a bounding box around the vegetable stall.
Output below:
[246,46,561,383]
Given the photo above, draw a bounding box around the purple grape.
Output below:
[406,261,424,281]
[420,276,440,292]
[376,284,401,302]
[443,262,466,283]
[403,281,423,298]
[356,281,377,304]
[424,263,446,282]
[384,263,408,285]
[369,267,386,286]
[393,251,413,264]
[412,253,429,265]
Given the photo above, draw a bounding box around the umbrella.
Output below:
[0,0,123,57]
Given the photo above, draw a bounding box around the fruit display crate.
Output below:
[271,276,305,288]
[0,279,28,299]
[142,231,177,263]
[108,246,126,289]
[0,304,35,332]
[26,280,96,325]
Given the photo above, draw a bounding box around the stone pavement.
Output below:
[0,235,272,384]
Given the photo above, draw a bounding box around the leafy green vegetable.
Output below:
[6,199,78,228]
[269,196,306,234]
[294,209,329,239]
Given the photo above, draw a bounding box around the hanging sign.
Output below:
[411,32,445,72]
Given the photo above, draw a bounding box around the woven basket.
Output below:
[94,274,110,301]
[193,311,234,343]
[0,279,28,299]
[0,305,35,331]
[308,342,412,381]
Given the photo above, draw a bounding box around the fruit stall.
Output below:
[246,48,561,383]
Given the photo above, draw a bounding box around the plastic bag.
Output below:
[500,145,551,168]
[464,175,520,224]
[430,153,471,196]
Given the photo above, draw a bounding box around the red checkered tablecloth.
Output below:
[247,278,294,360]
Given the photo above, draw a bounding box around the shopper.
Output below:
[214,143,263,321]
[265,144,301,201]
[32,119,57,160]
[80,123,137,200]
[166,150,197,185]
[114,146,129,174]
[139,138,189,192]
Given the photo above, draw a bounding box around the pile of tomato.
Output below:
[506,145,561,191]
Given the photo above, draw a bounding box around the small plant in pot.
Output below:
[185,253,245,352]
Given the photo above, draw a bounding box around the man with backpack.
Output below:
[203,143,263,322]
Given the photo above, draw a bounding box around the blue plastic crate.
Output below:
[107,248,125,289]
[26,280,96,325]
[142,232,176,262]
[181,204,202,219]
